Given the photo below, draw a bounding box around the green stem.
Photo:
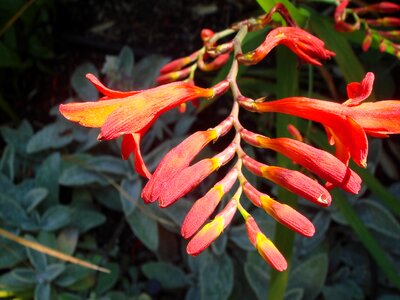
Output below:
[268,47,299,300]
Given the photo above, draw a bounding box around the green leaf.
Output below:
[57,293,83,300]
[57,228,79,256]
[141,262,189,289]
[42,263,66,282]
[284,288,304,300]
[92,186,122,211]
[288,253,328,300]
[120,179,141,216]
[355,199,400,239]
[125,206,158,251]
[70,62,99,100]
[59,165,107,186]
[244,261,269,300]
[322,280,363,300]
[69,209,106,233]
[24,188,48,212]
[0,194,30,226]
[132,55,169,89]
[27,123,74,153]
[40,205,71,231]
[0,144,15,180]
[35,152,61,206]
[94,262,120,295]
[199,255,233,300]
[333,190,400,289]
[11,268,38,284]
[0,120,33,154]
[27,245,47,272]
[117,46,134,76]
[88,155,129,176]
[0,41,22,68]
[0,237,26,269]
[34,282,50,300]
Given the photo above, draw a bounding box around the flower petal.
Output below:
[344,72,374,106]
[99,82,214,140]
[121,134,151,178]
[59,98,126,128]
[142,130,218,203]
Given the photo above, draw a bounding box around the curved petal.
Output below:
[86,73,141,98]
[344,72,374,106]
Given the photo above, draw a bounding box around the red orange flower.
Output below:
[237,27,335,66]
[59,74,223,177]
[240,73,400,167]
[240,129,362,193]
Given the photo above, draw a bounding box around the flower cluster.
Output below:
[334,0,400,57]
[59,4,400,271]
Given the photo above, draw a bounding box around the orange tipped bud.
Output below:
[211,79,230,97]
[353,2,400,14]
[366,17,400,27]
[362,31,373,52]
[242,155,332,206]
[201,28,215,43]
[198,53,230,71]
[186,199,237,256]
[182,168,238,238]
[159,51,200,74]
[242,181,315,237]
[245,216,287,271]
[156,65,193,85]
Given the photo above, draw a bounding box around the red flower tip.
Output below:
[181,168,238,239]
[201,28,215,43]
[245,216,287,271]
[186,199,237,256]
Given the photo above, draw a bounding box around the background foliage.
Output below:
[0,1,400,299]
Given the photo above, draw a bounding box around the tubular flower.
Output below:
[245,215,287,271]
[142,116,234,203]
[237,26,335,66]
[242,180,315,237]
[181,168,238,239]
[240,129,362,193]
[186,198,238,256]
[59,74,223,177]
[242,155,332,206]
[240,73,400,167]
[153,142,236,208]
